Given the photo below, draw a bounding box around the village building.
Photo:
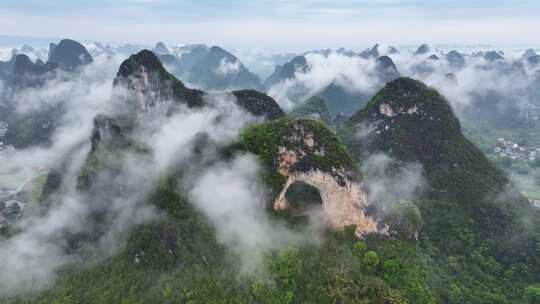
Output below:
[492,137,540,163]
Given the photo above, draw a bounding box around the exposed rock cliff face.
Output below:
[113,50,205,111]
[113,50,284,120]
[241,118,380,236]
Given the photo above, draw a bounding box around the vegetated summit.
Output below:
[341,78,540,295]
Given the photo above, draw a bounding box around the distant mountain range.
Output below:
[1,38,539,147]
[147,42,263,91]
[263,49,401,117]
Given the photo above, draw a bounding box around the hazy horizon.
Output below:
[1,0,539,52]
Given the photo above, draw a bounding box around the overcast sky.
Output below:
[1,0,539,51]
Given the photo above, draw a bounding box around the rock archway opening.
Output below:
[284,181,324,221]
[274,170,379,237]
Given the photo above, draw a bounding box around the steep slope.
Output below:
[152,41,170,55]
[290,96,333,127]
[374,55,400,83]
[155,53,183,76]
[231,90,286,120]
[113,49,286,121]
[176,44,210,71]
[344,77,509,202]
[187,46,262,91]
[387,46,400,54]
[0,41,95,148]
[342,78,538,255]
[0,54,57,88]
[359,44,380,59]
[332,113,351,129]
[339,77,540,302]
[358,44,399,58]
[318,81,371,116]
[47,39,93,71]
[113,49,205,111]
[526,55,540,66]
[483,51,504,62]
[413,44,430,56]
[3,103,60,148]
[76,51,289,252]
[79,50,287,191]
[521,48,537,60]
[0,54,61,148]
[265,54,397,117]
[7,58,540,304]
[410,54,439,78]
[77,114,143,190]
[445,50,465,71]
[60,55,386,302]
[264,55,308,88]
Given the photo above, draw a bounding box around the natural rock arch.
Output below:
[284,181,323,210]
[242,118,382,237]
[274,168,379,237]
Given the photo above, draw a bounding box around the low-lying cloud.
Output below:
[267,52,381,110]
